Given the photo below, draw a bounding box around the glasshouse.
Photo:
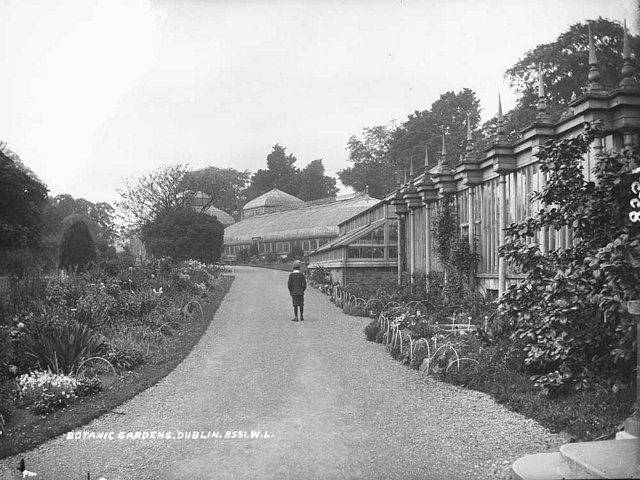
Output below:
[223,191,378,260]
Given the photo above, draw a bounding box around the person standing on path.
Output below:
[288,260,306,322]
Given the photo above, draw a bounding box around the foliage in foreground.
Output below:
[1,255,230,418]
[499,124,640,393]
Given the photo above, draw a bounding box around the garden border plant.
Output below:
[0,257,234,459]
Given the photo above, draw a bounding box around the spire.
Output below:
[424,144,429,171]
[620,19,636,88]
[536,63,550,121]
[439,130,448,166]
[465,114,474,155]
[496,93,507,141]
[538,63,545,99]
[403,168,407,185]
[396,168,401,187]
[587,23,604,92]
[409,157,414,178]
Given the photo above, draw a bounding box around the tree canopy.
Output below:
[484,18,640,139]
[243,145,338,202]
[339,89,481,198]
[0,152,48,251]
[183,166,250,220]
[141,208,224,264]
[42,194,115,246]
[117,164,192,232]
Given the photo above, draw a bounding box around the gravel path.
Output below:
[0,266,567,479]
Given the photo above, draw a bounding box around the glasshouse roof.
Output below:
[225,193,378,244]
[243,188,305,211]
[314,218,387,253]
[204,206,236,227]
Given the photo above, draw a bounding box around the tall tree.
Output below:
[42,194,115,246]
[243,145,300,201]
[117,164,192,232]
[338,125,395,199]
[183,166,250,220]
[0,151,48,251]
[297,159,338,201]
[389,88,481,168]
[484,18,640,139]
[244,145,338,202]
[339,88,481,198]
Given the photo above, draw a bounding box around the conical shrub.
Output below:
[59,220,96,272]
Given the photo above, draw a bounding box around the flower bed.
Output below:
[0,256,233,455]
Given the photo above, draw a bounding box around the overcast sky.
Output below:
[1,0,637,205]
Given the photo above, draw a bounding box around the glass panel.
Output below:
[371,226,384,244]
[360,247,373,258]
[388,223,398,243]
[371,247,384,258]
[388,246,397,259]
[348,247,361,258]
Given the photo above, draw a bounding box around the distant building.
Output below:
[307,199,398,286]
[242,188,305,219]
[223,190,378,260]
[185,191,236,227]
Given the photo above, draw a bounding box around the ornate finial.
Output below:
[424,145,429,171]
[497,93,507,141]
[587,23,604,92]
[538,63,545,99]
[536,63,549,120]
[439,130,448,166]
[570,91,577,101]
[396,168,401,187]
[403,168,407,184]
[465,114,474,154]
[620,20,636,88]
[409,157,414,178]
[364,184,369,195]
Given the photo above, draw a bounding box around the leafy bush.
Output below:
[364,320,380,341]
[264,252,279,263]
[499,125,640,393]
[23,321,106,374]
[142,208,224,264]
[75,376,102,397]
[59,220,97,273]
[287,245,304,261]
[17,370,78,414]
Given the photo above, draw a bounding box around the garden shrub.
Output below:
[287,245,304,261]
[142,208,224,264]
[59,220,97,273]
[75,376,102,397]
[499,124,640,393]
[364,320,380,341]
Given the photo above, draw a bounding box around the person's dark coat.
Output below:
[288,270,307,296]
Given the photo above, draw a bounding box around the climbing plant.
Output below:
[432,196,479,279]
[498,123,640,394]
